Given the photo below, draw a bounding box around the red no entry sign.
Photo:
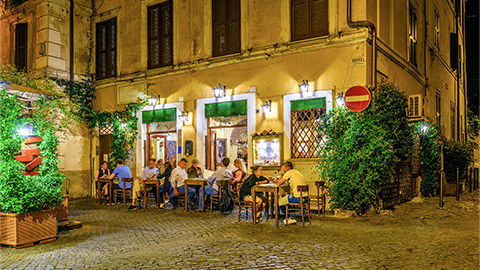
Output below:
[344,86,371,112]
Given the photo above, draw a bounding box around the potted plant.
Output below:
[0,86,64,248]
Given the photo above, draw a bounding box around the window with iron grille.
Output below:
[291,0,328,42]
[434,7,440,50]
[148,1,173,69]
[96,18,117,79]
[291,107,326,158]
[212,0,241,57]
[409,4,417,66]
[15,23,27,71]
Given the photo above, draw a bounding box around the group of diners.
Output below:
[95,156,307,222]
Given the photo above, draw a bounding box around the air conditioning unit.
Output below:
[408,94,422,118]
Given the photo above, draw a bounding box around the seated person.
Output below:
[135,158,160,205]
[239,165,269,221]
[168,158,195,208]
[230,158,247,192]
[94,161,111,204]
[108,159,133,209]
[198,158,233,209]
[187,159,203,178]
[276,161,307,221]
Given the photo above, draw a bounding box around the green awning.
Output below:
[142,108,176,123]
[205,100,247,118]
[291,97,326,111]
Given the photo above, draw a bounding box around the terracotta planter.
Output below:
[0,209,57,249]
[54,195,69,221]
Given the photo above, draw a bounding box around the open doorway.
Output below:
[206,115,248,170]
[146,121,178,165]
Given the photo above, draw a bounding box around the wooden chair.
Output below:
[308,181,326,217]
[143,180,160,208]
[237,183,254,222]
[285,185,311,227]
[208,180,229,212]
[113,177,133,205]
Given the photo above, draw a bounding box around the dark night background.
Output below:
[466,0,479,116]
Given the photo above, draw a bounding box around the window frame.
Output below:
[408,4,417,67]
[96,17,117,80]
[212,0,241,57]
[14,22,28,71]
[290,0,329,42]
[434,7,440,50]
[147,1,173,69]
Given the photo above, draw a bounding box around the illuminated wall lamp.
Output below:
[299,80,311,95]
[262,100,272,113]
[147,95,158,107]
[213,83,226,98]
[121,122,128,129]
[179,111,189,122]
[335,93,345,106]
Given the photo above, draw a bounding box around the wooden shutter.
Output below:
[148,1,173,69]
[96,18,116,79]
[291,0,328,41]
[15,23,28,71]
[213,0,240,57]
[450,32,458,70]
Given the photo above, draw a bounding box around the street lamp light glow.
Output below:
[335,93,345,106]
[18,125,34,137]
[147,96,158,107]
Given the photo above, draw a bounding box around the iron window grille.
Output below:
[291,107,326,158]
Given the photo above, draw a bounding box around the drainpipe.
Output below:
[70,0,74,81]
[347,0,377,89]
[455,0,460,141]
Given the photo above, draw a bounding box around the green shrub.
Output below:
[444,140,474,184]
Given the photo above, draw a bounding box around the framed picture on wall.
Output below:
[216,138,227,164]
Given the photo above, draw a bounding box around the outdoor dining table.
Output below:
[184,178,207,212]
[142,178,160,208]
[252,183,283,227]
[96,178,112,205]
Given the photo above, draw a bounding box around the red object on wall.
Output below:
[344,86,371,112]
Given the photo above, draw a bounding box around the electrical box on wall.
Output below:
[185,140,193,156]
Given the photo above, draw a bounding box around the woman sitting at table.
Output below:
[230,158,247,192]
[239,165,268,222]
[157,161,174,205]
[94,161,111,204]
[187,159,203,178]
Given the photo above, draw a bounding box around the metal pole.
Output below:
[456,168,460,201]
[439,141,444,207]
[469,167,472,193]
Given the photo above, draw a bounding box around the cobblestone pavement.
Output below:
[1,192,478,270]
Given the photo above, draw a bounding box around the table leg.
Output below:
[201,182,205,212]
[274,188,279,227]
[252,187,256,224]
[156,182,160,209]
[96,181,100,204]
[185,183,189,211]
[109,181,112,205]
[143,183,148,208]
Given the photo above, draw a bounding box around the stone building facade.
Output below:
[0,0,468,201]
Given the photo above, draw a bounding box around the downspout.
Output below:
[462,0,467,141]
[423,0,428,98]
[455,0,460,141]
[347,0,377,89]
[69,0,74,81]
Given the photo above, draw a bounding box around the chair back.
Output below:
[297,185,309,198]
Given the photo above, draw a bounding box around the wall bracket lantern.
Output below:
[213,83,226,98]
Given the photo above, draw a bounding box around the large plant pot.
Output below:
[0,209,57,249]
[54,195,69,221]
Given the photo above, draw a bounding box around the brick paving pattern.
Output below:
[1,193,478,270]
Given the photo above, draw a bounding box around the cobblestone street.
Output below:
[1,193,478,270]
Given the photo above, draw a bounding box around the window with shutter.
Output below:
[15,23,28,71]
[408,5,417,66]
[291,0,328,41]
[213,0,240,57]
[450,32,458,70]
[96,18,117,79]
[148,1,173,69]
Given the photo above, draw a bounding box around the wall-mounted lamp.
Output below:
[335,93,345,106]
[147,95,158,107]
[213,83,226,98]
[39,42,47,56]
[421,122,429,134]
[262,100,272,113]
[121,122,128,129]
[299,80,311,95]
[179,111,189,122]
[18,124,34,137]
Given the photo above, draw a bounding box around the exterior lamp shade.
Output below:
[262,100,272,113]
[179,111,189,122]
[147,96,158,106]
[213,84,226,98]
[121,122,128,129]
[335,93,345,106]
[299,80,310,94]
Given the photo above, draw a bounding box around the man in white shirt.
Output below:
[132,158,159,207]
[169,158,195,207]
[198,158,233,209]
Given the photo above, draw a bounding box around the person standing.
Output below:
[108,159,133,209]
[169,158,195,208]
[198,158,233,209]
[94,161,111,204]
